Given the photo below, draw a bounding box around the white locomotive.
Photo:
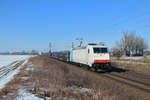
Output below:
[70,43,111,70]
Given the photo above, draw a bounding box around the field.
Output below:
[111,56,150,75]
[0,55,150,100]
[0,55,32,68]
[0,55,32,89]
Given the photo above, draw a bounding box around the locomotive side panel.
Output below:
[70,48,88,65]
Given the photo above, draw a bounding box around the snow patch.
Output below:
[67,86,91,94]
[120,56,144,60]
[120,55,150,60]
[114,60,150,65]
[146,55,150,59]
[21,77,30,81]
[25,63,34,71]
[0,55,32,68]
[0,59,29,89]
[15,89,43,100]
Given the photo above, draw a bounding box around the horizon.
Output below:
[0,0,150,52]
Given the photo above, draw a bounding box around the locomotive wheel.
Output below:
[107,63,112,71]
[89,67,96,72]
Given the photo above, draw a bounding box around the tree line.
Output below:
[112,31,148,57]
[0,50,39,55]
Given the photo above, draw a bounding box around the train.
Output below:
[70,43,111,70]
[52,43,111,70]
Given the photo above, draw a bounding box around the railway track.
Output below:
[51,56,150,93]
[91,69,150,93]
[102,73,150,93]
[0,60,24,79]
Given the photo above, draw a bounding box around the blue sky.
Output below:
[0,0,150,52]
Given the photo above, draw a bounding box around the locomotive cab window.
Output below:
[93,48,108,53]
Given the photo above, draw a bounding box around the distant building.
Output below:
[38,52,42,55]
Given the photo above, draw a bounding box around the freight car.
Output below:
[70,43,111,70]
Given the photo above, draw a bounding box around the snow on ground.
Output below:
[0,55,32,68]
[114,60,150,65]
[0,55,33,89]
[0,55,46,100]
[120,55,150,60]
[15,89,44,100]
[69,85,91,94]
[146,55,150,59]
[0,59,29,89]
[14,62,52,100]
[120,56,144,60]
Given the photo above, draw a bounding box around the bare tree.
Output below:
[113,31,148,57]
[137,36,148,56]
[121,31,136,56]
[115,40,124,56]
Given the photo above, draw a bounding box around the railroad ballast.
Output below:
[70,43,111,69]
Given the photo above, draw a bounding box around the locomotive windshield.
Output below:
[93,48,108,53]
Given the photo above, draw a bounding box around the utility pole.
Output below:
[76,38,83,47]
[72,42,74,50]
[49,42,52,56]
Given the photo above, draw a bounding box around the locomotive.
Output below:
[70,43,111,70]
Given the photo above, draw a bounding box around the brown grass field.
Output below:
[0,56,149,100]
[111,57,150,75]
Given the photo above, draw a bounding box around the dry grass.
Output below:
[113,57,150,64]
[0,60,33,100]
[28,56,134,100]
[0,56,140,100]
[111,57,150,75]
